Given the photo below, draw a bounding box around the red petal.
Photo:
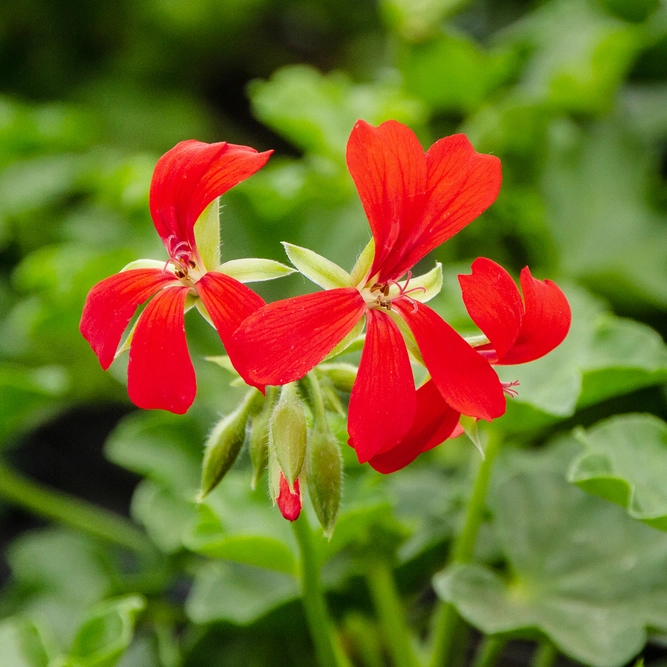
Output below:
[348,311,416,463]
[392,135,501,278]
[232,288,366,387]
[80,269,178,370]
[395,300,505,421]
[368,379,459,473]
[150,140,271,250]
[346,120,426,281]
[127,286,195,414]
[458,258,523,362]
[499,268,571,365]
[196,271,265,345]
[277,474,302,521]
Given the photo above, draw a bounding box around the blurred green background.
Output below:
[2,0,667,665]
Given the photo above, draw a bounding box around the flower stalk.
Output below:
[291,511,352,667]
[429,430,503,667]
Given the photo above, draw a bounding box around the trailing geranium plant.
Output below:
[80,119,571,667]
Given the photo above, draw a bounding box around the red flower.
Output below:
[232,119,505,463]
[80,140,271,414]
[369,257,571,473]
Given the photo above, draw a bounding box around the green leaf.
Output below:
[503,0,641,113]
[569,414,667,530]
[0,619,50,667]
[104,411,203,492]
[193,198,220,272]
[543,116,667,309]
[434,442,667,667]
[282,242,351,289]
[216,257,295,282]
[400,31,516,110]
[186,561,299,625]
[67,595,145,667]
[381,0,470,41]
[130,480,197,553]
[249,66,425,158]
[183,472,298,573]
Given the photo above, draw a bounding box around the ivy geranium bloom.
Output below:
[369,257,571,473]
[232,119,506,463]
[80,139,290,414]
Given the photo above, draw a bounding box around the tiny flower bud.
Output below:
[199,389,263,499]
[269,383,307,485]
[277,472,302,522]
[307,426,342,538]
[317,363,357,393]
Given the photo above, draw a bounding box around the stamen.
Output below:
[502,380,520,398]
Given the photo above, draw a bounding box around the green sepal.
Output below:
[460,415,484,459]
[350,238,375,286]
[282,242,352,289]
[217,257,296,282]
[195,298,214,327]
[120,258,168,272]
[115,318,138,359]
[388,311,423,364]
[193,198,221,271]
[205,355,239,376]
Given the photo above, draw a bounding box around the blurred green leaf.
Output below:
[380,0,470,40]
[186,561,299,625]
[504,0,641,113]
[0,619,50,667]
[543,116,667,308]
[400,31,516,112]
[249,65,425,158]
[569,414,667,530]
[435,441,667,667]
[66,595,145,667]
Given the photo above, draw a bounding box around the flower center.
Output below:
[164,235,203,286]
[359,272,426,313]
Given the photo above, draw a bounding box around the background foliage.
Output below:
[1,0,667,665]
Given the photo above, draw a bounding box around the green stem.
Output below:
[429,431,503,667]
[292,511,352,667]
[365,559,421,667]
[0,461,152,552]
[531,642,557,667]
[471,636,506,667]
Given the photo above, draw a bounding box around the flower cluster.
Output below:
[81,120,571,521]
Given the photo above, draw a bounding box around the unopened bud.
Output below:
[248,390,275,489]
[307,427,342,538]
[317,363,357,393]
[270,383,307,485]
[277,472,302,522]
[199,389,263,499]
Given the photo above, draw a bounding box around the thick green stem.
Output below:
[531,642,557,667]
[365,559,421,667]
[292,512,352,667]
[429,432,503,667]
[471,636,506,667]
[304,372,328,425]
[0,461,152,552]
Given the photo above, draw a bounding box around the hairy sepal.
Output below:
[217,257,295,283]
[193,198,221,271]
[283,242,351,289]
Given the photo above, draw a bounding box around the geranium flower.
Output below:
[80,139,280,414]
[369,257,571,472]
[232,119,506,463]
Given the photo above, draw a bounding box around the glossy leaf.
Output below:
[435,441,667,667]
[569,414,667,530]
